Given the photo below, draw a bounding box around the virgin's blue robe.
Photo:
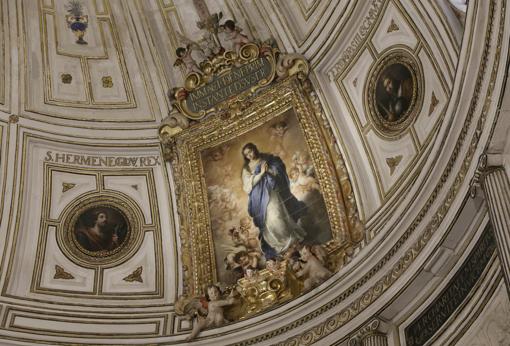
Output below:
[246,154,307,258]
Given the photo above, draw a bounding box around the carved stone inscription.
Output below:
[186,57,272,113]
[44,151,161,167]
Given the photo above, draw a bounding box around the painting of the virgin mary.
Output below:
[201,110,332,284]
[241,143,307,259]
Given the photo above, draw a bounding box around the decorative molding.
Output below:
[53,265,74,280]
[428,91,439,115]
[481,166,510,289]
[386,155,403,175]
[469,154,487,198]
[404,226,497,346]
[8,115,18,124]
[123,267,143,283]
[349,319,387,346]
[62,182,76,193]
[328,0,385,80]
[387,19,399,33]
[256,1,503,344]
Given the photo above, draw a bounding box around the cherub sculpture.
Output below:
[186,285,236,341]
[174,45,201,75]
[220,19,250,51]
[173,32,208,75]
[295,245,332,291]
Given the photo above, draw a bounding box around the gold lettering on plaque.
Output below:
[186,58,272,113]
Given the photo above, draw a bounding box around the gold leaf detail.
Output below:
[61,73,72,84]
[428,91,439,116]
[387,19,399,33]
[62,182,76,193]
[386,155,403,175]
[54,265,74,280]
[102,76,113,88]
[123,266,143,283]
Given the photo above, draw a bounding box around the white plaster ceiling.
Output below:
[0,0,508,345]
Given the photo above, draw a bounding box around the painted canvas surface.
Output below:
[74,206,128,253]
[201,109,332,284]
[375,62,414,122]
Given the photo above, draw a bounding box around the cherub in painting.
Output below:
[269,121,289,158]
[289,167,320,201]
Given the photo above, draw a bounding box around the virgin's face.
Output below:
[243,148,256,161]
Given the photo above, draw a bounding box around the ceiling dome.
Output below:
[0,0,509,345]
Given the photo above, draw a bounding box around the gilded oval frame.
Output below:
[365,50,423,136]
[59,193,142,268]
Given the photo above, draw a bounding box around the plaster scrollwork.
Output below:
[276,53,310,80]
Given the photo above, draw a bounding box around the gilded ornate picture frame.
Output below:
[170,76,363,295]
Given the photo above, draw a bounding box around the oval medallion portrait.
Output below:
[366,51,423,135]
[60,194,142,267]
[74,206,128,253]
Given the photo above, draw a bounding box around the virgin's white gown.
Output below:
[242,160,306,253]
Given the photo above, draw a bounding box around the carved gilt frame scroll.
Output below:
[167,76,364,295]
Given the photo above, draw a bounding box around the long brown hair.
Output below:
[241,143,260,169]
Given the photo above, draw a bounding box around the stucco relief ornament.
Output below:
[159,14,308,162]
[176,285,238,341]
